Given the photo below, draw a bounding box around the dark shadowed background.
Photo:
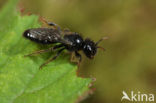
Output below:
[0,0,156,103]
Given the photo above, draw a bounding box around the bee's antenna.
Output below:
[97,46,105,51]
[95,36,109,46]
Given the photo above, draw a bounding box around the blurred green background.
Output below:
[1,0,156,103]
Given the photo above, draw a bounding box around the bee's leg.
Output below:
[40,48,65,69]
[39,17,61,33]
[53,44,64,49]
[24,48,52,57]
[63,28,73,35]
[24,44,64,57]
[75,51,82,67]
[74,51,82,76]
[70,52,75,62]
[40,17,55,27]
[63,28,70,32]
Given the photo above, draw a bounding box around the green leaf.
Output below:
[0,0,92,103]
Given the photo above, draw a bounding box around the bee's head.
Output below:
[83,37,108,59]
[83,39,97,59]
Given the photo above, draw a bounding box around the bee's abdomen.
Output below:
[23,28,61,44]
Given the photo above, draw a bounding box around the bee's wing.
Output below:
[23,28,71,45]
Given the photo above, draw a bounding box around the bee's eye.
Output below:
[87,45,92,51]
[83,44,96,59]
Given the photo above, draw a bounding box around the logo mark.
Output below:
[121,91,131,101]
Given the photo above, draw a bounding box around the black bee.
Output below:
[23,18,108,69]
